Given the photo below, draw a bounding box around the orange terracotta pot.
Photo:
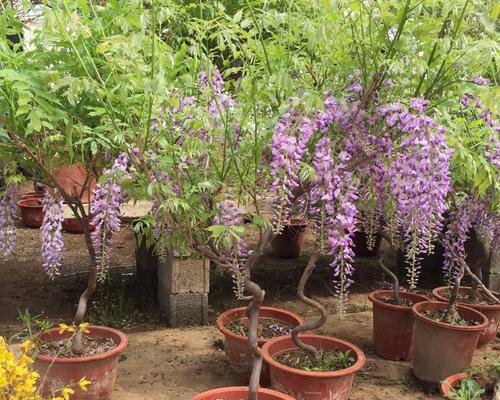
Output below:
[62,217,96,234]
[34,326,127,400]
[412,301,488,384]
[432,286,500,347]
[368,290,429,361]
[191,387,295,400]
[17,197,44,228]
[216,306,304,386]
[54,164,96,202]
[270,219,308,258]
[261,334,366,400]
[440,372,469,398]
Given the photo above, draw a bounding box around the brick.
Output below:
[160,292,208,327]
[157,252,210,295]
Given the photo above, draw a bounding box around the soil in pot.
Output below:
[34,325,127,400]
[274,349,356,372]
[432,286,500,347]
[368,290,429,361]
[17,197,44,228]
[270,218,308,258]
[411,301,488,384]
[191,386,295,400]
[261,334,366,400]
[216,307,304,386]
[37,334,116,358]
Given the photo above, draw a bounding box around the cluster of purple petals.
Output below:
[268,324,292,336]
[90,153,129,278]
[40,191,64,278]
[485,135,500,169]
[199,68,235,116]
[0,183,18,256]
[472,76,491,86]
[379,102,452,288]
[269,111,315,233]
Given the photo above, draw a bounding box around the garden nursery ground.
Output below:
[0,222,497,400]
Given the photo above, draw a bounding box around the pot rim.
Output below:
[16,198,43,208]
[261,333,366,378]
[412,301,489,331]
[432,286,500,311]
[190,386,295,400]
[216,306,304,346]
[368,290,429,311]
[440,372,469,395]
[35,325,128,363]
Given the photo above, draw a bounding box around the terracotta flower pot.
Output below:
[412,301,488,384]
[216,307,304,386]
[54,164,96,202]
[432,286,500,347]
[353,231,381,257]
[62,217,96,234]
[20,192,43,200]
[368,290,429,361]
[191,387,295,400]
[261,334,366,400]
[17,198,44,228]
[440,372,469,397]
[270,219,308,258]
[34,325,128,400]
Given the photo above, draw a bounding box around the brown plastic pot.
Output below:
[261,334,366,400]
[353,231,381,257]
[34,325,128,400]
[270,218,308,258]
[440,372,469,397]
[216,306,304,386]
[191,387,295,400]
[412,301,488,384]
[62,217,96,234]
[368,290,429,361]
[17,198,44,228]
[432,286,500,347]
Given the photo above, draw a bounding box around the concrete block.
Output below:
[160,292,209,327]
[158,252,210,295]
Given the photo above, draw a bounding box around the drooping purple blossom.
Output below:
[90,153,129,280]
[0,183,18,256]
[472,76,490,86]
[40,191,64,278]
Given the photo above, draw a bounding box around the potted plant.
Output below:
[270,217,308,258]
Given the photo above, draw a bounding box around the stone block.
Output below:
[487,273,500,292]
[158,252,210,295]
[160,292,208,327]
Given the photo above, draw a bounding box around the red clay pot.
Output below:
[432,286,500,347]
[412,301,488,384]
[17,198,44,228]
[352,231,381,257]
[216,306,304,386]
[34,325,128,400]
[54,164,96,202]
[62,217,96,234]
[270,219,308,258]
[368,290,429,361]
[191,387,295,400]
[20,192,43,200]
[261,334,366,400]
[440,372,469,397]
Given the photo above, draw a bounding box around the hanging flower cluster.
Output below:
[40,191,64,278]
[90,153,129,280]
[0,183,17,257]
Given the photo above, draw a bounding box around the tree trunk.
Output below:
[444,261,464,324]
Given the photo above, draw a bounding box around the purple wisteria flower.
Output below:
[0,183,18,256]
[90,153,129,279]
[472,76,490,86]
[40,191,64,278]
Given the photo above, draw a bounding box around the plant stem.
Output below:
[291,246,326,360]
[378,231,401,304]
[444,261,464,324]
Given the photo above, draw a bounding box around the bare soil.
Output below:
[1,219,498,399]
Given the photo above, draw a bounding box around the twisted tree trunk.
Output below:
[291,246,326,360]
[444,261,464,324]
[378,231,401,304]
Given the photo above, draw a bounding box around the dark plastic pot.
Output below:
[270,219,308,258]
[34,325,128,400]
[191,387,295,400]
[261,334,366,400]
[440,372,469,398]
[412,301,488,384]
[368,290,429,361]
[62,217,96,234]
[432,286,500,347]
[17,198,44,228]
[216,307,304,386]
[353,231,381,257]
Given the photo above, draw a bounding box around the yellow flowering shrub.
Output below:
[0,337,90,400]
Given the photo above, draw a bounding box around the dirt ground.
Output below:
[1,219,498,400]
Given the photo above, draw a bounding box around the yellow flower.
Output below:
[78,377,91,391]
[58,323,76,334]
[78,322,91,334]
[61,387,75,400]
